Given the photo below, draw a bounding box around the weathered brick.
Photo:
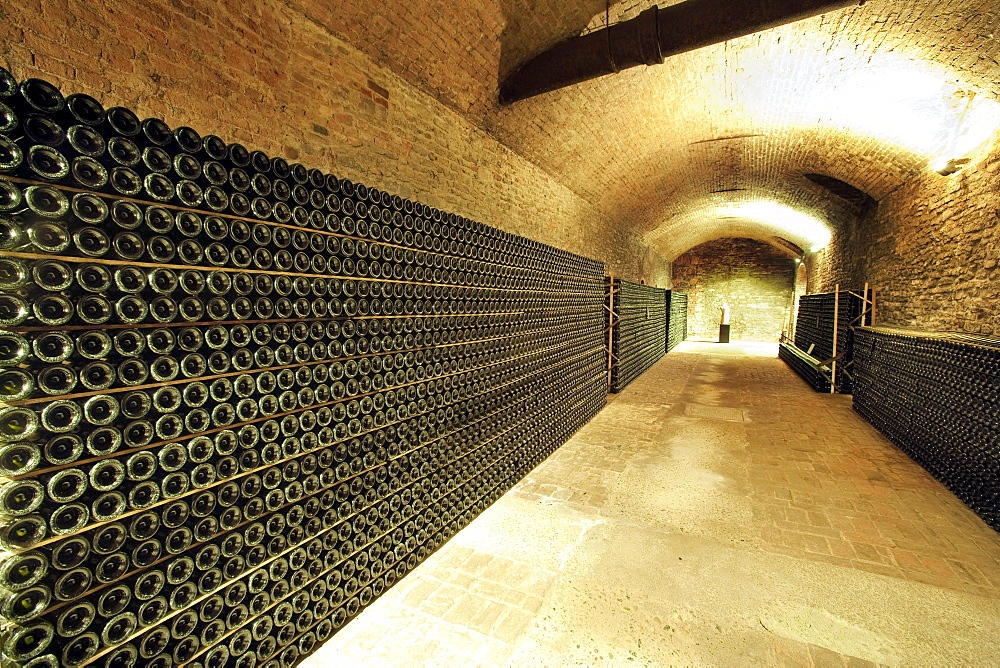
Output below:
[0,0,667,284]
[5,0,994,309]
[811,135,1000,333]
[673,238,797,341]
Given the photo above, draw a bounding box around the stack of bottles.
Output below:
[665,291,687,353]
[853,326,999,531]
[777,342,832,393]
[607,279,666,393]
[782,290,865,393]
[0,67,609,667]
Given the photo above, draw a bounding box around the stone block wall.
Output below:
[0,0,669,286]
[809,135,1000,336]
[672,238,797,342]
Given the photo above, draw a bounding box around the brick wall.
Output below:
[5,0,996,329]
[0,0,669,285]
[809,135,1000,336]
[672,238,797,342]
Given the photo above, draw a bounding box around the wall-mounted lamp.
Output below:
[933,156,971,176]
[931,90,999,176]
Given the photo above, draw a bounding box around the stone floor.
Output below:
[302,341,1000,667]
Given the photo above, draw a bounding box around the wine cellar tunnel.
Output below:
[0,0,998,665]
[671,237,798,343]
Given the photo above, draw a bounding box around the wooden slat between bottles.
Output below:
[213,387,604,668]
[0,249,605,296]
[34,362,602,624]
[1,176,607,286]
[3,319,582,407]
[0,338,606,537]
[74,375,606,668]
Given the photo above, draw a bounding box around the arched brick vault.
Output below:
[297,0,1000,258]
[2,0,998,329]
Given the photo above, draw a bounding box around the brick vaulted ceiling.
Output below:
[302,0,998,259]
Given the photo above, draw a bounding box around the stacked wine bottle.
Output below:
[607,279,666,393]
[0,67,609,666]
[786,290,865,393]
[665,291,687,353]
[777,341,832,393]
[853,327,1000,532]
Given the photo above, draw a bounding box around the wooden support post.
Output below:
[607,272,615,390]
[861,282,869,327]
[831,284,839,394]
[871,286,877,325]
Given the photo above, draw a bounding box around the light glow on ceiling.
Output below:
[647,196,836,259]
[733,52,1000,164]
[947,91,1000,158]
[711,200,831,252]
[807,65,964,155]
